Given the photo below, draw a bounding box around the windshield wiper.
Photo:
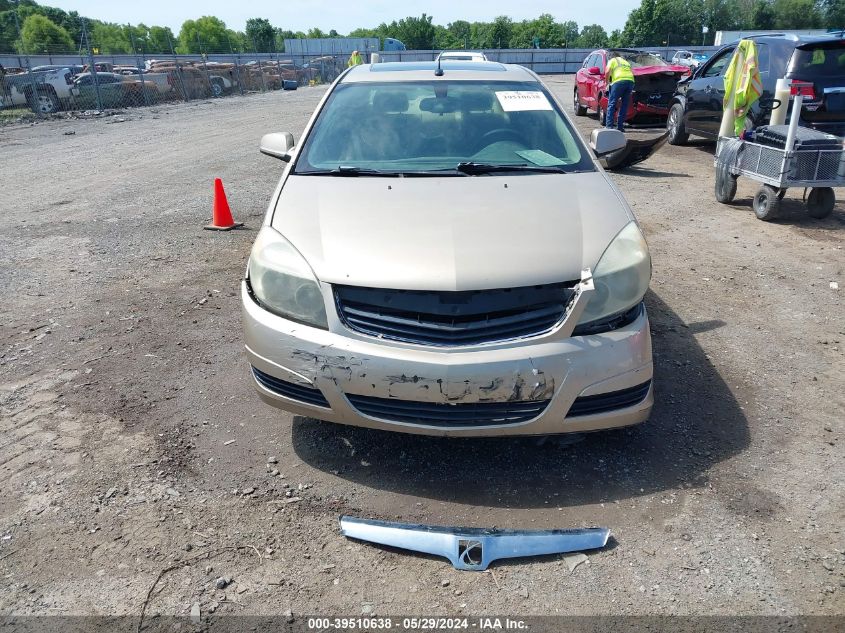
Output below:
[299,166,465,177]
[454,162,568,175]
[327,166,395,177]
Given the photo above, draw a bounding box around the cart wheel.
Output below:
[806,187,835,219]
[715,172,738,204]
[753,185,780,221]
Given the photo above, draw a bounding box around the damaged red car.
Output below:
[574,49,689,125]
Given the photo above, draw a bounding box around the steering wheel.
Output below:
[476,128,524,150]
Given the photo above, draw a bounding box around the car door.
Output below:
[589,54,605,107]
[684,46,735,135]
[578,53,596,108]
[575,54,591,106]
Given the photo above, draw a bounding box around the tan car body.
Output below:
[242,62,653,436]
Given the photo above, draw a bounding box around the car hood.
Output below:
[272,172,632,291]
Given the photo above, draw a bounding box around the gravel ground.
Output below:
[0,77,843,621]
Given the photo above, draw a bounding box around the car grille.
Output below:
[346,394,550,427]
[566,381,651,417]
[251,366,330,408]
[333,283,575,347]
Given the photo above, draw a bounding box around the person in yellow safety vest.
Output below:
[348,50,363,67]
[604,51,635,131]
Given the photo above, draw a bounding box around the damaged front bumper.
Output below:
[340,516,610,571]
[242,271,653,437]
[602,131,670,171]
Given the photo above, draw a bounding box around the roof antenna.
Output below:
[435,52,444,77]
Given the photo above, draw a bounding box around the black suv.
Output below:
[667,33,845,144]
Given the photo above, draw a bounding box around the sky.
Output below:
[42,0,640,35]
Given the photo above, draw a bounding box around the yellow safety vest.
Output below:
[348,53,363,67]
[723,40,763,136]
[607,57,634,83]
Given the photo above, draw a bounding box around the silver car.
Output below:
[242,60,653,437]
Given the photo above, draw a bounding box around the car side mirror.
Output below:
[589,129,627,157]
[260,132,295,162]
[588,66,601,75]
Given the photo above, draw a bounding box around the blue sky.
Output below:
[44,1,639,34]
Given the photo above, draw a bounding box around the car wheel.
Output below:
[29,89,59,114]
[667,103,689,145]
[753,185,780,221]
[714,171,737,204]
[596,96,606,127]
[211,80,224,97]
[573,89,587,116]
[806,187,835,219]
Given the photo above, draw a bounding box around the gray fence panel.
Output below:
[377,47,720,72]
[3,46,723,75]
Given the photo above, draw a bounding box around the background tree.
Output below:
[147,25,176,53]
[19,13,74,53]
[246,17,275,52]
[393,14,436,49]
[772,0,822,27]
[177,16,229,53]
[487,15,513,48]
[0,10,19,52]
[751,0,777,27]
[91,22,130,53]
[511,14,565,48]
[469,22,489,48]
[559,20,580,46]
[824,0,845,25]
[447,20,471,47]
[577,24,610,48]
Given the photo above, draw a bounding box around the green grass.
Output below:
[0,107,35,123]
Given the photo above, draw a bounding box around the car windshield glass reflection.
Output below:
[294,81,594,175]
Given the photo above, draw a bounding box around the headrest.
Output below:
[372,91,409,113]
[461,91,494,111]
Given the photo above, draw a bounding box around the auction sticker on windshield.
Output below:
[495,91,553,112]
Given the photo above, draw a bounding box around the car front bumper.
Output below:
[241,278,653,437]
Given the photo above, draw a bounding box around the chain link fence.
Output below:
[0,14,357,117]
[0,51,348,116]
[1,35,719,118]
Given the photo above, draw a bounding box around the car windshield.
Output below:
[293,80,594,175]
[619,52,668,67]
[788,41,845,78]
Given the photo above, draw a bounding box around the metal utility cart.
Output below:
[714,83,845,221]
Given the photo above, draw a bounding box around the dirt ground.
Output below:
[1,77,843,623]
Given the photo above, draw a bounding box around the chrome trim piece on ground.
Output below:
[339,516,610,571]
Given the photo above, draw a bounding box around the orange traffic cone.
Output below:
[204,178,243,231]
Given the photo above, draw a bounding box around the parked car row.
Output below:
[0,57,324,113]
[572,33,845,142]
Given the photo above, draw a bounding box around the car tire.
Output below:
[573,89,587,116]
[596,96,606,127]
[714,171,737,204]
[667,103,689,146]
[29,89,59,114]
[211,79,225,97]
[753,185,780,221]
[806,187,835,219]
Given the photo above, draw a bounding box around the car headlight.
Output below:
[577,221,651,326]
[247,227,328,329]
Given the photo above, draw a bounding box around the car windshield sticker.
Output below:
[515,149,566,166]
[495,91,553,112]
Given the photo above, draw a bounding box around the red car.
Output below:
[574,49,689,125]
